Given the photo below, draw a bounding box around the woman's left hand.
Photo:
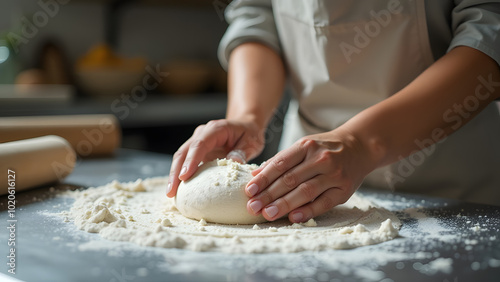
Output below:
[245,128,375,223]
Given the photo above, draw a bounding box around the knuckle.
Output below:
[211,120,231,136]
[319,194,336,211]
[277,197,291,212]
[190,139,206,150]
[194,124,205,134]
[259,190,274,204]
[337,196,349,206]
[173,150,183,159]
[207,119,227,129]
[317,150,333,164]
[298,182,316,200]
[206,120,217,127]
[272,157,287,172]
[298,138,316,150]
[257,173,270,188]
[282,172,297,189]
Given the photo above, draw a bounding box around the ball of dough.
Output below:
[175,159,267,225]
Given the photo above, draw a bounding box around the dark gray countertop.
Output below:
[1,149,499,282]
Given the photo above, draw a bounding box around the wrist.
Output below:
[333,125,388,174]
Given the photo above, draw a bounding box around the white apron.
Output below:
[272,0,500,205]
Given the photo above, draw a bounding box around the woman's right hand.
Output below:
[166,118,265,198]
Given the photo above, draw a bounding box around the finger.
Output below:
[179,121,236,181]
[288,188,349,223]
[250,137,313,177]
[245,142,308,197]
[167,124,205,196]
[254,175,331,221]
[227,130,264,164]
[167,141,191,197]
[246,162,321,214]
[251,162,265,176]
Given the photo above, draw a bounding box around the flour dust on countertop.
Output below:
[36,177,500,281]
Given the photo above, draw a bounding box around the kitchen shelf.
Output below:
[0,93,227,129]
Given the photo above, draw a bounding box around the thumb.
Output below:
[226,134,263,163]
[226,149,247,164]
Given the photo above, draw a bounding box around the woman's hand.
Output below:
[167,119,265,198]
[245,128,375,223]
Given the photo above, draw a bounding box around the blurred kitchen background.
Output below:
[0,0,286,162]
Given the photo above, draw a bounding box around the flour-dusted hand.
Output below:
[166,119,264,198]
[246,128,376,223]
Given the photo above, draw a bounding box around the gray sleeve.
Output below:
[448,1,500,66]
[217,0,282,70]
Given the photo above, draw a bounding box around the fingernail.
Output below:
[166,182,172,194]
[291,212,303,222]
[179,166,187,176]
[227,149,246,164]
[249,201,263,213]
[265,205,279,218]
[246,183,259,197]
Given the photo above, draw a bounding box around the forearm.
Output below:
[226,42,286,130]
[342,46,500,169]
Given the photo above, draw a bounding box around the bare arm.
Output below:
[246,46,500,222]
[345,46,500,169]
[226,42,286,130]
[167,42,285,197]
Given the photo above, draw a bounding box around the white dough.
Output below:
[175,159,267,225]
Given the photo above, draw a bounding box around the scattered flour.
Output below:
[63,177,400,253]
[36,178,500,281]
[412,257,453,275]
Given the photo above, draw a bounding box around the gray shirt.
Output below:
[217,0,500,206]
[218,0,500,68]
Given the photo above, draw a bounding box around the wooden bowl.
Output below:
[159,61,212,95]
[75,64,146,98]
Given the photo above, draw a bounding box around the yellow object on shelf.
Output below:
[78,44,123,68]
[75,44,148,97]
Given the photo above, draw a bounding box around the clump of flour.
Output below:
[63,177,400,253]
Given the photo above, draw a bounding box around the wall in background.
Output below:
[0,1,227,69]
[0,1,287,161]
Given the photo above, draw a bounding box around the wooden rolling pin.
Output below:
[0,114,121,157]
[0,135,76,195]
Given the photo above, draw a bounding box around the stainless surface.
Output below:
[1,149,499,282]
